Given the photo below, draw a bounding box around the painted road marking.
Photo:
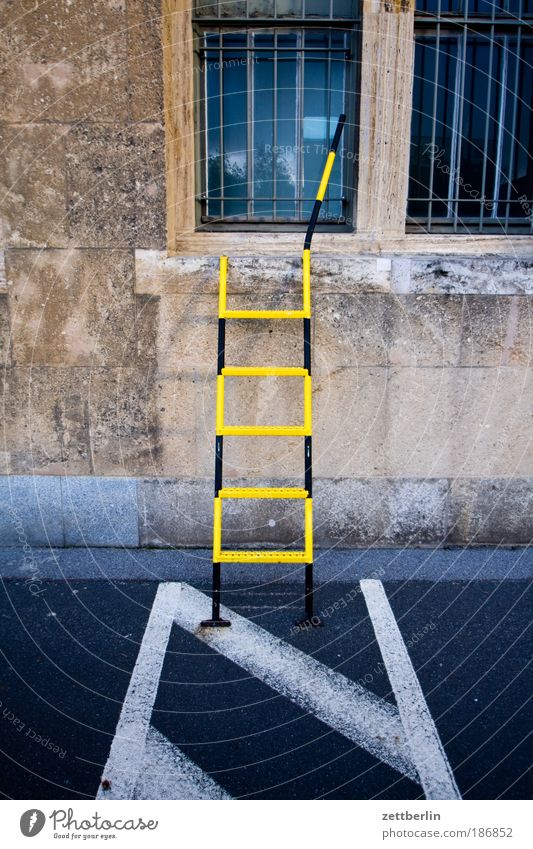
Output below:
[135,727,231,800]
[97,583,182,800]
[361,579,461,800]
[174,583,418,782]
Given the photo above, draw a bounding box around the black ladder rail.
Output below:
[201,114,346,628]
[201,311,231,627]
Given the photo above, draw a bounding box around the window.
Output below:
[193,0,360,227]
[408,0,533,233]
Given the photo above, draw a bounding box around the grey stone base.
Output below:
[0,546,530,582]
[1,475,532,548]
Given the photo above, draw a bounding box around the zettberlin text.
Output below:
[382,811,441,821]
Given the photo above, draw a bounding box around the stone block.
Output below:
[313,367,388,477]
[62,476,139,546]
[66,124,165,248]
[0,124,69,247]
[127,0,164,122]
[409,256,533,295]
[314,294,388,369]
[460,295,533,367]
[134,252,220,296]
[385,367,452,477]
[308,255,391,293]
[0,474,63,546]
[387,294,463,367]
[83,367,159,476]
[224,317,304,369]
[136,294,218,374]
[131,291,303,375]
[137,475,449,548]
[314,478,389,546]
[0,1,129,122]
[313,293,464,371]
[4,367,88,476]
[448,367,533,477]
[134,252,391,296]
[139,478,212,546]
[151,373,202,477]
[385,478,447,545]
[0,294,11,366]
[448,477,533,544]
[0,250,6,288]
[4,366,165,477]
[315,477,447,547]
[7,249,136,366]
[213,435,305,481]
[223,374,306,429]
[198,369,312,479]
[221,489,306,547]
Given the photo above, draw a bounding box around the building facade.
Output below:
[1,0,532,548]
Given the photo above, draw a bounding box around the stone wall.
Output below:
[1,1,532,548]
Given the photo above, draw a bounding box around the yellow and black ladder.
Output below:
[201,114,346,628]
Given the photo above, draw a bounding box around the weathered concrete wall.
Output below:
[1,2,532,547]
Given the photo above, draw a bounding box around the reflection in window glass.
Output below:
[195,0,358,16]
[202,29,354,223]
[408,6,533,231]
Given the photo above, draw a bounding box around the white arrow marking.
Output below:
[361,579,461,800]
[174,583,419,782]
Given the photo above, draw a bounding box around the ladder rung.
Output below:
[222,367,308,377]
[219,551,309,563]
[218,487,308,499]
[223,310,307,319]
[220,425,309,437]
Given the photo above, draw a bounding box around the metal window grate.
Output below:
[194,2,359,226]
[408,0,533,233]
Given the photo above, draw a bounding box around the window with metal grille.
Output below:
[408,0,533,233]
[193,1,360,227]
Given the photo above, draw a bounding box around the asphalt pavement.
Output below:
[0,548,530,800]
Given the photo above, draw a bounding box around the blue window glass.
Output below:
[195,1,359,225]
[409,1,533,231]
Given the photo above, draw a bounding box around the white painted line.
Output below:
[135,727,232,800]
[174,583,419,782]
[97,583,183,800]
[360,579,461,800]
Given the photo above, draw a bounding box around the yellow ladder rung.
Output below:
[222,367,308,377]
[223,310,307,319]
[220,425,309,437]
[218,551,309,563]
[219,487,308,499]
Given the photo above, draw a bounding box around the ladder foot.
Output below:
[200,618,232,628]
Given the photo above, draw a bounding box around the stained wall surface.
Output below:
[1,1,532,548]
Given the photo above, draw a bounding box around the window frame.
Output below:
[162,0,533,255]
[407,1,533,234]
[192,14,361,232]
